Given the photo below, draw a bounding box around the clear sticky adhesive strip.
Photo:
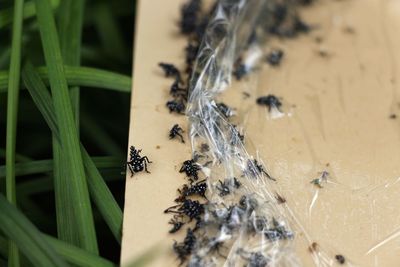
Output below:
[184,0,328,266]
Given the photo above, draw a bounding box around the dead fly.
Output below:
[169,124,185,143]
[264,218,294,241]
[158,62,182,83]
[238,195,258,214]
[166,99,186,114]
[180,0,202,35]
[175,180,208,202]
[335,254,346,265]
[308,242,319,253]
[310,170,329,188]
[233,63,248,81]
[169,216,185,233]
[165,199,205,221]
[216,102,234,118]
[247,215,268,234]
[200,143,209,153]
[216,178,241,197]
[173,228,197,265]
[256,95,282,112]
[266,49,284,66]
[245,159,276,181]
[180,159,201,181]
[126,146,152,177]
[170,80,187,98]
[237,249,269,267]
[207,237,225,257]
[275,192,286,204]
[231,125,245,144]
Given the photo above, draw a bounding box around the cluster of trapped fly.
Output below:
[128,0,347,265]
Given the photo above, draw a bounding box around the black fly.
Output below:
[126,146,152,177]
[173,228,197,265]
[170,80,187,98]
[166,99,186,114]
[216,178,241,197]
[245,159,275,181]
[169,124,185,143]
[256,95,282,112]
[159,62,182,83]
[266,49,284,66]
[169,216,185,234]
[216,102,233,118]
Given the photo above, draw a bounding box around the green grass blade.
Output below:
[43,235,117,267]
[55,0,84,245]
[22,62,60,141]
[0,66,132,93]
[0,148,31,162]
[81,147,122,243]
[34,0,98,253]
[0,156,121,179]
[0,194,69,267]
[0,0,60,29]
[0,235,7,259]
[6,0,25,265]
[58,0,84,128]
[20,58,123,244]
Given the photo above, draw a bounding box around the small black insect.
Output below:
[169,216,185,234]
[126,146,152,177]
[180,0,202,34]
[245,159,275,181]
[158,62,182,82]
[173,228,197,265]
[264,218,294,241]
[335,254,345,265]
[166,99,186,114]
[239,195,258,214]
[216,178,241,197]
[165,199,204,221]
[180,159,201,181]
[293,16,311,33]
[216,102,233,118]
[256,95,282,112]
[231,125,245,143]
[169,124,185,143]
[200,143,209,153]
[175,180,207,202]
[170,80,187,98]
[266,49,284,66]
[208,237,225,257]
[275,192,286,204]
[233,64,248,81]
[238,249,269,267]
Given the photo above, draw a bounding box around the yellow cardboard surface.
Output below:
[122,0,400,266]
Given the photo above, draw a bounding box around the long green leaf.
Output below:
[0,0,60,29]
[0,66,132,93]
[22,61,123,244]
[0,156,122,179]
[34,0,98,253]
[55,0,85,244]
[0,194,69,267]
[22,62,60,141]
[5,0,25,265]
[43,235,116,267]
[81,147,122,243]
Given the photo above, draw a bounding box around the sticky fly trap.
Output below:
[122,0,400,266]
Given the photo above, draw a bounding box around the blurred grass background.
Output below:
[0,0,136,266]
